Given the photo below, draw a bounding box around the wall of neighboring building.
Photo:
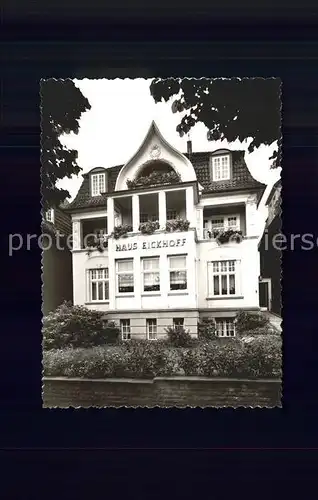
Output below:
[259,214,281,316]
[42,235,73,316]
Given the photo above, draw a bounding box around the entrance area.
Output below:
[259,279,272,311]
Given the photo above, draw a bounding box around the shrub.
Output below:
[242,335,282,378]
[43,333,282,380]
[126,171,181,190]
[165,325,193,347]
[42,302,121,350]
[198,317,217,341]
[212,229,243,244]
[43,342,183,379]
[111,224,133,239]
[85,235,108,254]
[235,311,270,335]
[165,218,190,233]
[139,220,160,234]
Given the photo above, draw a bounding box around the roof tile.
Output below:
[66,151,265,211]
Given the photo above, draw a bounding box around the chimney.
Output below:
[187,139,192,157]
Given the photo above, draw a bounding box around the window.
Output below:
[169,255,187,291]
[211,155,230,181]
[215,318,236,337]
[142,257,160,292]
[173,318,184,328]
[208,260,238,296]
[140,213,158,223]
[89,268,109,301]
[91,173,106,196]
[45,208,54,223]
[204,215,240,234]
[120,319,131,340]
[146,319,157,340]
[167,210,177,221]
[94,228,108,243]
[116,259,134,293]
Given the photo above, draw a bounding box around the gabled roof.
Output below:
[65,150,266,212]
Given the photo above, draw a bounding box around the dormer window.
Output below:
[211,155,230,181]
[91,173,106,197]
[45,208,54,223]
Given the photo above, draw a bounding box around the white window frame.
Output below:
[215,318,236,337]
[116,259,134,294]
[142,257,160,293]
[168,255,188,291]
[146,318,157,340]
[45,208,54,223]
[91,173,106,197]
[120,319,131,340]
[208,260,240,297]
[140,213,158,223]
[89,268,109,302]
[211,154,230,181]
[167,209,178,221]
[204,214,240,233]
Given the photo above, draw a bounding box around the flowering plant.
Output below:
[139,220,160,234]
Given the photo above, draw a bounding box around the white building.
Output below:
[65,121,266,339]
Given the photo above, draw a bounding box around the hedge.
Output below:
[43,336,282,380]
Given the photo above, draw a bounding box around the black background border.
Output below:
[1,1,318,492]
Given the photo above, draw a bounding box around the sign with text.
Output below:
[115,237,187,252]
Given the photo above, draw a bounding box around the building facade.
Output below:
[258,179,282,316]
[66,122,266,338]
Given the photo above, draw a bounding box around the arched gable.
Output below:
[115,121,197,191]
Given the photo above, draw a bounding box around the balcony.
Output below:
[81,218,108,252]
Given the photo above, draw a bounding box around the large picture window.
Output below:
[142,257,160,292]
[89,268,109,301]
[169,255,187,291]
[208,260,238,296]
[116,259,134,294]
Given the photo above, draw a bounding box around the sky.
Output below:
[59,78,281,229]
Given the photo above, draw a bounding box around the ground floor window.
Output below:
[173,317,184,329]
[146,318,157,340]
[215,318,236,337]
[120,319,131,340]
[116,259,134,293]
[89,268,109,301]
[169,255,187,291]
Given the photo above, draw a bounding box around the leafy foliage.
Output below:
[165,325,193,347]
[127,170,181,189]
[41,79,91,210]
[165,218,190,232]
[197,317,217,341]
[150,77,281,167]
[111,224,133,239]
[235,311,270,335]
[43,335,282,379]
[211,229,243,244]
[139,220,160,234]
[42,302,120,349]
[85,235,108,254]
